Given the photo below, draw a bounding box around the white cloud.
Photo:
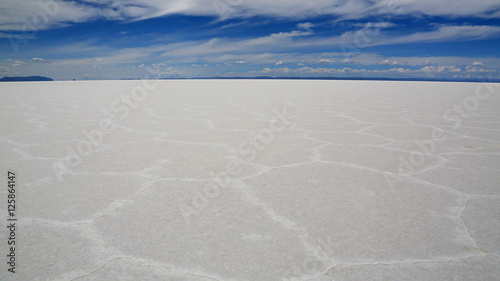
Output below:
[275,61,284,65]
[386,25,500,45]
[245,64,479,77]
[11,60,24,66]
[378,59,399,65]
[473,61,485,66]
[0,0,102,31]
[248,66,362,76]
[94,0,500,21]
[2,0,500,32]
[356,22,395,28]
[28,32,500,75]
[235,60,246,64]
[389,67,412,73]
[163,25,499,61]
[297,22,314,31]
[335,25,500,50]
[160,27,313,59]
[420,65,462,73]
[156,66,187,77]
[319,59,334,64]
[392,0,500,18]
[420,66,435,72]
[31,57,47,63]
[465,67,497,73]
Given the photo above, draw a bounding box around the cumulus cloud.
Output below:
[11,60,24,66]
[379,59,399,65]
[275,61,284,65]
[319,59,334,64]
[247,64,477,77]
[88,58,104,64]
[389,67,412,73]
[473,61,485,66]
[31,57,47,63]
[249,66,366,76]
[420,65,462,72]
[465,67,497,73]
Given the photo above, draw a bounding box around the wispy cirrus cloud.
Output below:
[20,22,499,69]
[75,0,500,21]
[334,24,500,51]
[156,24,500,61]
[1,0,500,32]
[159,23,314,58]
[386,25,500,44]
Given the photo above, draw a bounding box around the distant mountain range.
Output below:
[0,76,54,82]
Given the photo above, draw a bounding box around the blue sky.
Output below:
[1,0,500,80]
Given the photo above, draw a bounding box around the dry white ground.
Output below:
[1,80,499,280]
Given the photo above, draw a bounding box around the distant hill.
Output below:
[0,76,54,82]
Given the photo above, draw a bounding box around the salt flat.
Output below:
[1,80,499,280]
